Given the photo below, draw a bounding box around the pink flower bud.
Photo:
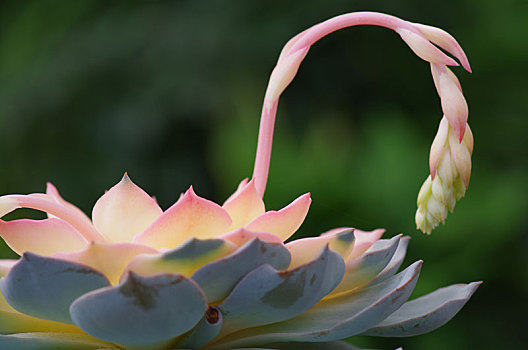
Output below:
[431,64,468,140]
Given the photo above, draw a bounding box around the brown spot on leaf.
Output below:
[261,270,307,308]
[119,274,159,310]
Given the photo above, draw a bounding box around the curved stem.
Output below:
[251,11,467,197]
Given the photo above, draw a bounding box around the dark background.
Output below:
[0,1,526,349]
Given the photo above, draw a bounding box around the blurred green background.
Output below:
[0,0,526,349]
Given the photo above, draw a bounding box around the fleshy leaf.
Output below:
[286,229,355,268]
[216,246,345,338]
[70,272,207,347]
[0,332,117,350]
[92,174,163,243]
[218,228,284,246]
[0,288,82,335]
[124,238,237,278]
[245,193,311,241]
[0,252,110,324]
[0,260,17,277]
[0,310,81,335]
[0,195,103,242]
[363,282,481,337]
[133,187,232,249]
[46,183,92,224]
[366,236,410,286]
[192,238,291,303]
[347,228,385,260]
[0,218,88,256]
[320,227,385,261]
[207,261,421,349]
[54,242,157,285]
[223,179,265,230]
[328,235,401,296]
[173,306,223,349]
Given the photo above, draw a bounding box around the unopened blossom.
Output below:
[0,11,479,350]
[416,116,473,234]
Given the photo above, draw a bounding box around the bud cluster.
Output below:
[416,117,473,234]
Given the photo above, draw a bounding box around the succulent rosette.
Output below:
[0,11,479,350]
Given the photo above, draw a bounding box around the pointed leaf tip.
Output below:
[286,228,355,269]
[92,176,162,243]
[397,28,458,66]
[223,179,266,230]
[412,22,472,73]
[192,238,291,302]
[245,193,311,242]
[363,281,481,337]
[134,188,232,250]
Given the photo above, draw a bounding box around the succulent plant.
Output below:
[0,11,479,350]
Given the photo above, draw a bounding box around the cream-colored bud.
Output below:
[438,151,455,185]
[416,119,473,233]
[446,190,457,212]
[415,208,429,234]
[417,175,432,205]
[449,130,472,187]
[429,117,449,177]
[431,175,445,204]
[427,196,447,222]
[453,176,467,200]
[462,124,474,155]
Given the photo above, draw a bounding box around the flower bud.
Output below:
[412,22,472,72]
[396,28,458,66]
[431,64,468,140]
[416,118,473,233]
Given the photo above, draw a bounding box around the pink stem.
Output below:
[253,100,278,198]
[251,11,462,197]
[288,12,417,53]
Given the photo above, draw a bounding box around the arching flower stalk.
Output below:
[0,12,478,350]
